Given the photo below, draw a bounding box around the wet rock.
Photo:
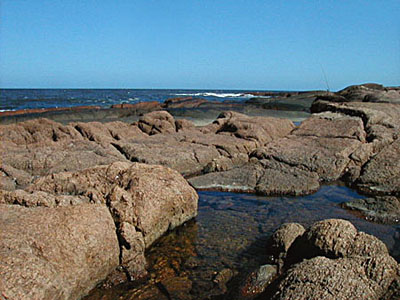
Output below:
[0,105,102,117]
[0,203,119,300]
[213,268,234,292]
[138,111,177,135]
[341,196,400,224]
[238,264,277,299]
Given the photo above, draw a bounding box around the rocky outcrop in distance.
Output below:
[1,85,399,222]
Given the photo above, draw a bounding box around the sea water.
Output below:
[85,184,400,299]
[0,88,271,111]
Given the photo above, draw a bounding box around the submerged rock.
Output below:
[341,196,400,224]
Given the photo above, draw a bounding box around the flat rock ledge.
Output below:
[243,219,400,300]
[0,162,198,300]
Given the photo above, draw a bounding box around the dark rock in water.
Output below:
[337,83,400,103]
[313,83,400,104]
[246,91,328,112]
[237,264,277,299]
[213,268,235,292]
[0,105,102,117]
[111,101,162,111]
[163,96,209,108]
[265,219,400,300]
[341,196,400,224]
[0,203,120,300]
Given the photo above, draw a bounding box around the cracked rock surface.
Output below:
[0,162,198,299]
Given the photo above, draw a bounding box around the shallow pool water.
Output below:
[85,184,400,299]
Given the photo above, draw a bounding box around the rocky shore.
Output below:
[1,83,399,299]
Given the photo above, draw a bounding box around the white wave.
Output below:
[174,92,253,98]
[0,109,14,112]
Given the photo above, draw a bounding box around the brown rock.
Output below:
[356,138,400,195]
[268,219,400,300]
[270,256,393,300]
[215,111,295,145]
[0,203,119,300]
[138,111,177,135]
[188,162,265,193]
[118,222,147,280]
[113,134,222,177]
[268,223,305,255]
[27,161,198,247]
[0,189,89,207]
[175,118,196,131]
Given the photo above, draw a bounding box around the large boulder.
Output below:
[0,203,119,300]
[271,256,399,300]
[27,161,199,248]
[266,219,400,300]
[138,111,177,135]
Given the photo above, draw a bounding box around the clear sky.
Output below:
[0,0,399,90]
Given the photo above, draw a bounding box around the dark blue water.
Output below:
[0,89,273,111]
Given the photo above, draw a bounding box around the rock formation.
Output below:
[0,162,198,299]
[259,219,400,300]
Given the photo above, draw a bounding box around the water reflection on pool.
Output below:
[85,183,400,299]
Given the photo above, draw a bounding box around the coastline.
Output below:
[1,83,400,300]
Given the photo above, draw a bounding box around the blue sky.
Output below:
[0,0,399,90]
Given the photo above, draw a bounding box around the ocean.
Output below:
[0,88,271,111]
